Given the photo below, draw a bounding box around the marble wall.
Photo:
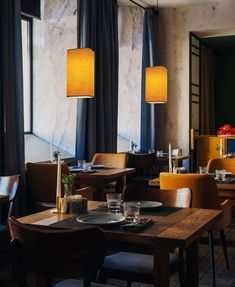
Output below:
[117,7,144,151]
[156,1,235,154]
[33,0,77,155]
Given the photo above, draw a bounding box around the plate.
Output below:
[139,201,162,210]
[69,167,83,172]
[122,201,162,210]
[91,164,105,169]
[76,213,125,226]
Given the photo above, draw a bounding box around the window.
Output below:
[21,17,32,133]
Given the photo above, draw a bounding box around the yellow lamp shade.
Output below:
[67,48,95,98]
[145,66,167,103]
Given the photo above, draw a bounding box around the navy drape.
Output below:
[140,9,157,151]
[76,0,118,161]
[0,0,26,214]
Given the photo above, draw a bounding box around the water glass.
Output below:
[106,193,122,213]
[123,201,140,223]
[83,161,92,171]
[199,166,208,174]
[156,150,164,157]
[215,169,226,182]
[77,160,85,168]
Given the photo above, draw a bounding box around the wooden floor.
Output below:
[1,224,235,287]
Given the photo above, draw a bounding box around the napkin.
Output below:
[120,219,153,232]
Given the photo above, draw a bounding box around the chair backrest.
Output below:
[26,163,69,204]
[123,184,191,208]
[92,153,127,168]
[0,175,20,219]
[127,153,156,176]
[8,217,105,287]
[207,158,235,175]
[160,173,221,210]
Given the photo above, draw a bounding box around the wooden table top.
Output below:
[75,168,135,179]
[0,195,9,204]
[217,183,235,190]
[18,201,222,248]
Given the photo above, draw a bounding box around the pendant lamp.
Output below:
[145,66,167,103]
[67,48,95,98]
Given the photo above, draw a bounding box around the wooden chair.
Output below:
[160,173,232,286]
[26,162,69,211]
[8,217,110,287]
[127,152,156,185]
[0,175,19,257]
[92,153,128,193]
[99,184,191,287]
[207,158,235,175]
[92,153,127,168]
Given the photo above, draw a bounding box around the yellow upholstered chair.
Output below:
[92,153,127,168]
[160,172,231,280]
[92,153,128,193]
[207,158,235,175]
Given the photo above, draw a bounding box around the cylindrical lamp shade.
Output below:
[67,48,95,98]
[145,66,167,103]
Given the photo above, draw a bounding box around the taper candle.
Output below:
[169,142,172,173]
[220,138,223,157]
[56,154,62,212]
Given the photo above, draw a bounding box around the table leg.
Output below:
[186,240,199,287]
[93,181,106,201]
[154,245,169,287]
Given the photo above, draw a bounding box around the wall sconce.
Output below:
[67,48,95,98]
[145,66,167,103]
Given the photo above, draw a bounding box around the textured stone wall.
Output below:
[157,1,235,154]
[33,0,77,154]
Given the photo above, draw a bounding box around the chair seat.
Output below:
[102,252,180,279]
[55,279,112,287]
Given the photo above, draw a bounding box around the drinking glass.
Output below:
[199,166,208,174]
[106,193,122,213]
[156,150,163,157]
[83,161,92,171]
[77,160,85,168]
[215,170,226,182]
[123,201,140,223]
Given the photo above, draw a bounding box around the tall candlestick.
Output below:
[220,138,223,157]
[169,142,172,173]
[56,154,62,212]
[50,138,53,163]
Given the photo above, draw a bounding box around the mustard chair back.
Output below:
[160,173,221,210]
[92,153,127,169]
[207,158,235,175]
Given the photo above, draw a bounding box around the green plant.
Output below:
[62,173,76,196]
[173,159,178,168]
[216,143,220,151]
[53,150,61,161]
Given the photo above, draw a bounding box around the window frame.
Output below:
[21,15,33,134]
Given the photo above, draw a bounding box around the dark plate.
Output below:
[76,213,125,226]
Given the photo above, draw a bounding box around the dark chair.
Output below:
[127,153,157,185]
[0,175,19,257]
[26,162,69,211]
[99,184,191,287]
[8,217,111,287]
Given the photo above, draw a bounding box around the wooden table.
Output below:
[75,168,135,200]
[155,155,189,164]
[18,201,222,287]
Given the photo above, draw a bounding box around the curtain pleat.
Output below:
[201,45,215,135]
[76,0,118,161]
[140,9,157,152]
[0,0,26,214]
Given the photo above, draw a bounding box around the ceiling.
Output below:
[118,0,223,8]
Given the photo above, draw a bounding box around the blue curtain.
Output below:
[76,0,118,161]
[0,0,26,214]
[140,9,157,152]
